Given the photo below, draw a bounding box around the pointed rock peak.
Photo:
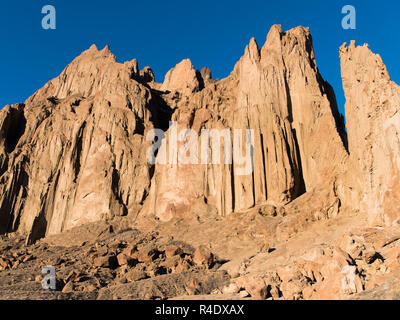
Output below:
[139,66,155,83]
[265,24,284,44]
[258,25,285,61]
[245,37,260,62]
[340,35,399,226]
[100,44,111,54]
[77,44,115,61]
[340,40,356,51]
[263,25,313,51]
[339,42,348,52]
[124,58,139,76]
[88,44,98,52]
[232,37,261,75]
[200,67,212,81]
[232,39,260,76]
[80,44,99,57]
[232,26,284,75]
[259,24,317,68]
[28,44,127,103]
[175,59,195,71]
[269,24,284,34]
[98,45,116,61]
[249,37,258,47]
[271,24,283,31]
[161,58,200,93]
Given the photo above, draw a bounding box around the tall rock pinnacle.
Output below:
[340,41,400,226]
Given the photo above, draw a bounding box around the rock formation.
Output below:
[161,59,202,94]
[340,41,400,227]
[0,45,167,243]
[0,24,398,248]
[1,24,400,301]
[142,25,348,221]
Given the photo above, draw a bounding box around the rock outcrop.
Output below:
[0,45,168,243]
[340,41,400,227]
[161,59,202,93]
[142,25,348,220]
[0,24,399,245]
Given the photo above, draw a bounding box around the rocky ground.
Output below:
[0,223,229,300]
[1,203,400,300]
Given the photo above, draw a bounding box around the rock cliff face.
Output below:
[0,45,168,243]
[340,41,400,226]
[0,25,398,243]
[142,25,348,221]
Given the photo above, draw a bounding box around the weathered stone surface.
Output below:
[161,59,201,93]
[340,41,400,227]
[93,255,118,269]
[200,67,212,82]
[1,24,400,301]
[0,25,351,238]
[235,276,268,300]
[142,25,348,222]
[0,45,168,243]
[164,245,183,258]
[193,245,214,268]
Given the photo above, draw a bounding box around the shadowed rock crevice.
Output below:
[147,89,174,132]
[260,133,268,199]
[72,121,86,183]
[2,105,26,154]
[0,161,28,234]
[291,128,306,197]
[195,70,205,90]
[323,81,349,152]
[26,203,48,245]
[283,75,306,197]
[111,168,128,217]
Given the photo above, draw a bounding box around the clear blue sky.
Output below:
[0,0,398,118]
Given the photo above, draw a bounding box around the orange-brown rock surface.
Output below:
[1,25,400,300]
[340,41,400,227]
[0,45,166,243]
[143,25,348,221]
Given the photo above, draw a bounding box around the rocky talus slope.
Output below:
[1,25,400,299]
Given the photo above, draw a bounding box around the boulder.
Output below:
[193,245,214,268]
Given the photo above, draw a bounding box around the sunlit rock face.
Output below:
[142,25,348,221]
[1,24,399,243]
[0,45,161,243]
[340,41,400,226]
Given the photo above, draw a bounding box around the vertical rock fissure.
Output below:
[284,75,306,198]
[323,80,349,153]
[4,106,26,154]
[72,121,86,183]
[291,128,306,197]
[260,133,268,200]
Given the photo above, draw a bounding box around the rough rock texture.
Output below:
[0,45,170,243]
[0,25,392,239]
[1,24,400,300]
[340,41,400,227]
[142,25,348,221]
[161,59,202,94]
